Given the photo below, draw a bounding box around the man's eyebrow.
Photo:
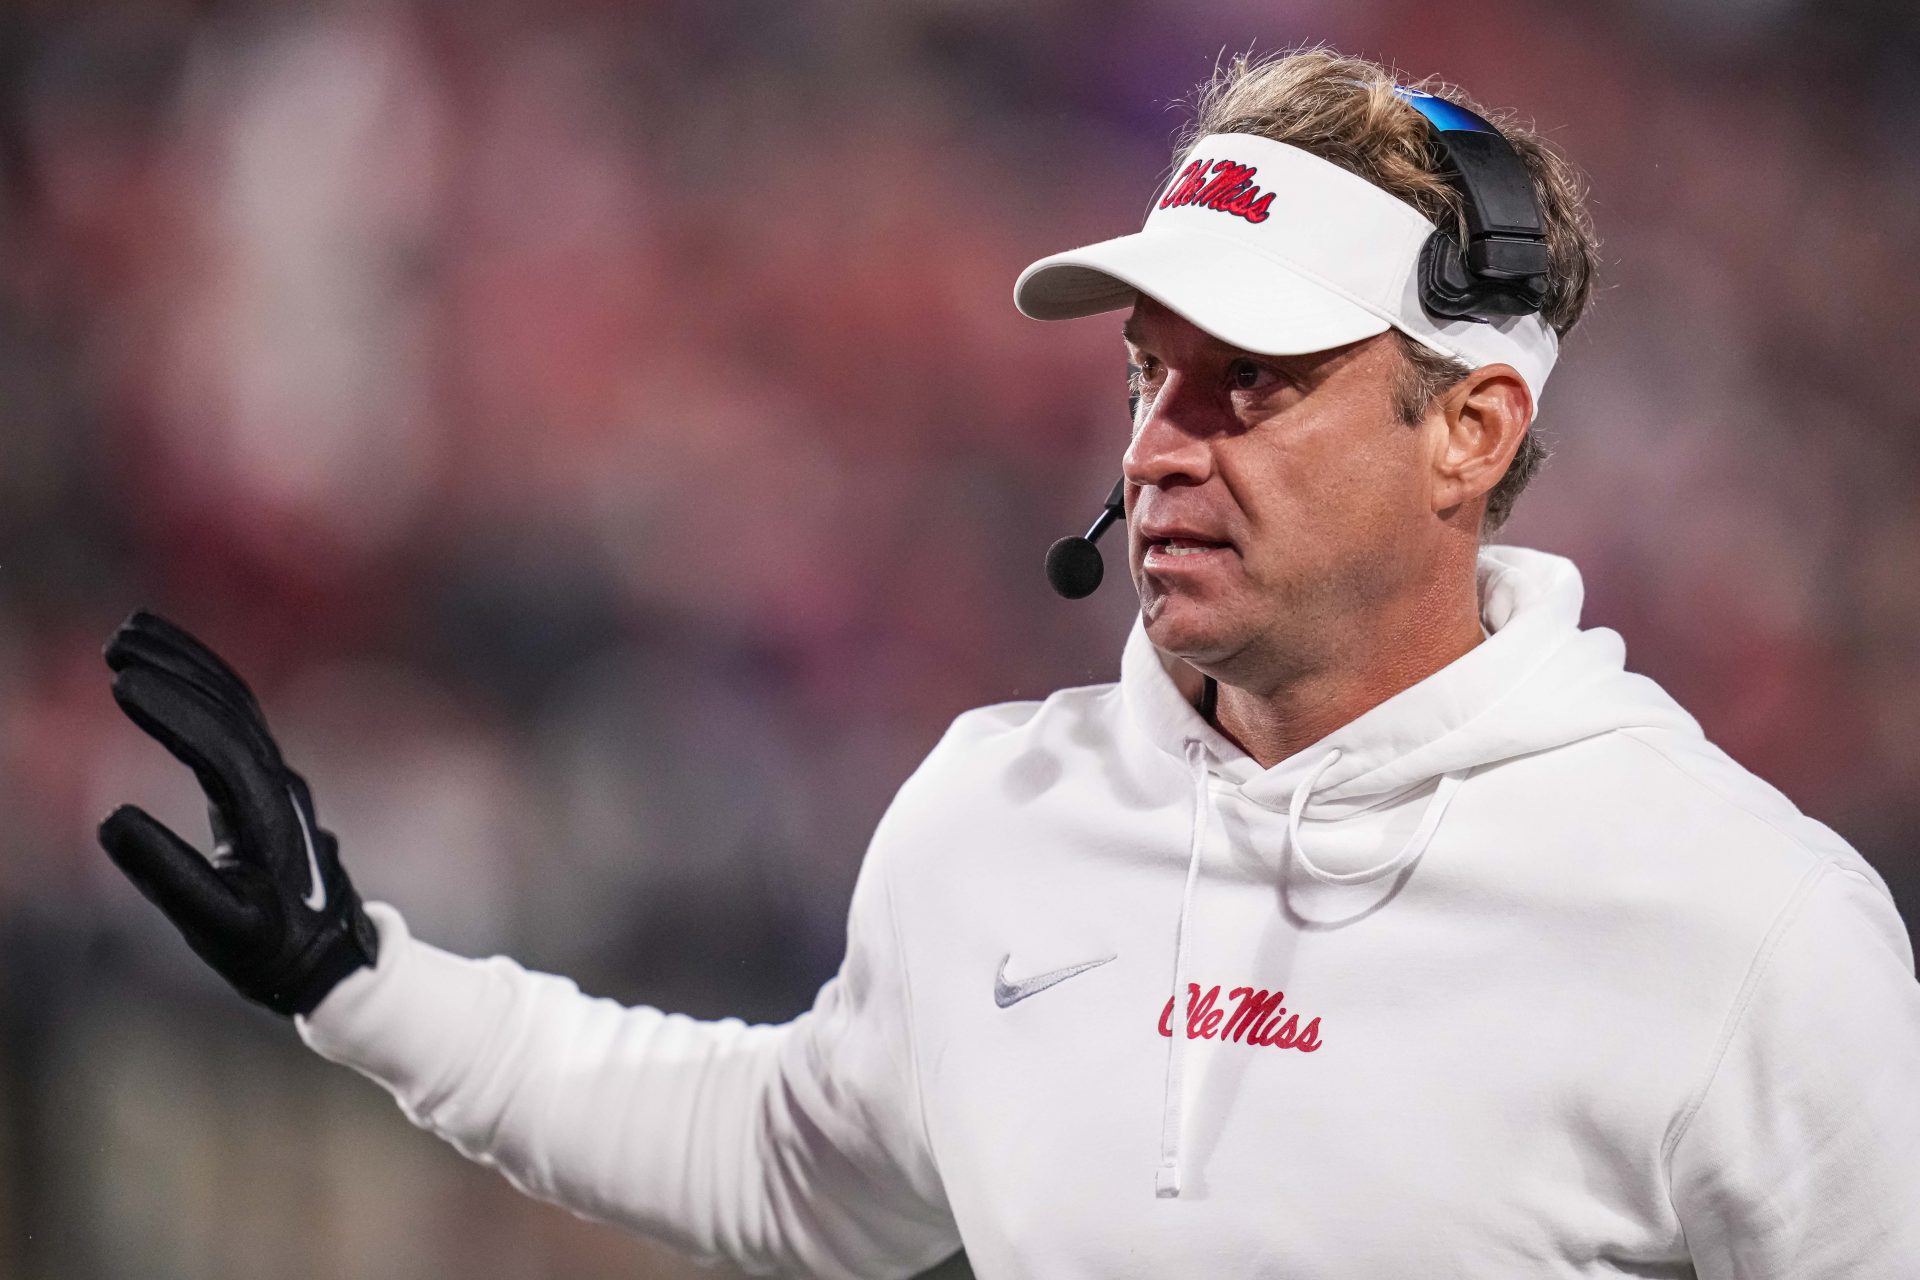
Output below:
[1120,321,1341,382]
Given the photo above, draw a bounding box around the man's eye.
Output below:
[1227,357,1278,392]
[1129,359,1163,403]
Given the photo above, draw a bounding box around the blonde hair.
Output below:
[1181,48,1601,532]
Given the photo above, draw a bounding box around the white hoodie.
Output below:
[299,545,1920,1278]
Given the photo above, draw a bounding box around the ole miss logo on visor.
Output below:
[1158,158,1275,224]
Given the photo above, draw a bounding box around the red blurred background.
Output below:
[1,1,1916,1275]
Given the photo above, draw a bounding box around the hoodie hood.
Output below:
[1120,544,1703,818]
[1130,545,1707,1199]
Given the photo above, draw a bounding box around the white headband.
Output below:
[1014,133,1559,411]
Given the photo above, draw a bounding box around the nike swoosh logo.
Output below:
[994,953,1116,1008]
[290,785,327,912]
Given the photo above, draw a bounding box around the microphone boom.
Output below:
[1046,479,1126,600]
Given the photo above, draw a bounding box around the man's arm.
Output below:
[298,841,957,1279]
[1667,861,1920,1278]
[96,611,960,1279]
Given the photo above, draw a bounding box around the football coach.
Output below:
[96,49,1920,1279]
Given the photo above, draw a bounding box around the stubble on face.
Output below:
[1123,304,1436,698]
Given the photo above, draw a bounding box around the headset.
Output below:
[1046,88,1549,599]
[1394,87,1551,322]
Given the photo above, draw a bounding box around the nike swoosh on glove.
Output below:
[98,610,378,1017]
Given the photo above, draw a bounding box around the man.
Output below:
[98,49,1920,1279]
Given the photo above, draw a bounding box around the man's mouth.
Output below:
[1141,531,1235,567]
[1152,537,1229,557]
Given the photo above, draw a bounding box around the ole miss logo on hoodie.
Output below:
[1158,158,1276,224]
[1159,982,1324,1053]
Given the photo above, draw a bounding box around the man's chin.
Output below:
[1139,593,1244,668]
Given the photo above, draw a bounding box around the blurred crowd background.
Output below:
[0,0,1916,1276]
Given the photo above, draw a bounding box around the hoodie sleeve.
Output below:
[294,838,959,1280]
[1668,861,1920,1278]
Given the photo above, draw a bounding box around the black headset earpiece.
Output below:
[1396,88,1551,323]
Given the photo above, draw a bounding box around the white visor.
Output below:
[1015,133,1558,410]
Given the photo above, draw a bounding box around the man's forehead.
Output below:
[1121,297,1233,349]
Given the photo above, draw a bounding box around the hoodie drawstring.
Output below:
[1155,743,1471,1199]
[1286,749,1469,887]
[1156,738,1211,1198]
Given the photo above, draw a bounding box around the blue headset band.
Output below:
[1393,86,1495,135]
[1393,86,1549,282]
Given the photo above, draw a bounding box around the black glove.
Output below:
[98,610,378,1017]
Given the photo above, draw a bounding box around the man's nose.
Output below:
[1122,375,1215,490]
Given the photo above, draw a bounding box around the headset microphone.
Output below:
[1046,478,1126,599]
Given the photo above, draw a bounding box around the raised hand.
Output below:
[98,610,377,1016]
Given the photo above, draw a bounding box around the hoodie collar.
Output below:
[1119,545,1689,816]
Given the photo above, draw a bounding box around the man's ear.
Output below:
[1430,363,1533,517]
